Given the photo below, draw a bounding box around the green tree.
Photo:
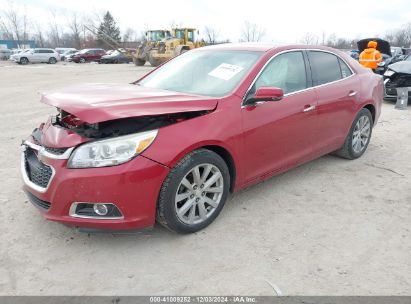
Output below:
[97,11,121,48]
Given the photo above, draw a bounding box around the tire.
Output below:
[335,108,373,160]
[48,57,57,64]
[79,58,86,63]
[148,53,161,67]
[134,58,146,66]
[157,149,230,234]
[20,57,29,65]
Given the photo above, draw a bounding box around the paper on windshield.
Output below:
[208,63,244,81]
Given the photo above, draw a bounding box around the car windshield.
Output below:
[78,49,89,54]
[139,50,263,97]
[405,55,411,61]
[111,50,121,56]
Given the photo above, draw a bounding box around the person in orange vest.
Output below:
[359,41,382,71]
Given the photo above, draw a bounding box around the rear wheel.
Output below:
[48,57,57,64]
[335,108,373,159]
[157,149,230,234]
[20,57,29,65]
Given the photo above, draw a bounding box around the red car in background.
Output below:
[72,48,106,63]
[21,44,383,233]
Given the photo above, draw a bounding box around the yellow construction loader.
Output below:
[146,28,205,66]
[133,30,172,66]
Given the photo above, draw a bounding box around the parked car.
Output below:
[11,48,60,64]
[99,50,132,64]
[65,51,79,62]
[55,47,76,55]
[383,54,411,101]
[21,44,383,233]
[348,50,359,60]
[72,49,105,63]
[60,49,78,61]
[0,49,12,60]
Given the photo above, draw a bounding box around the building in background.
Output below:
[0,40,37,49]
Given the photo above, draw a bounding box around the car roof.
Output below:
[196,43,343,53]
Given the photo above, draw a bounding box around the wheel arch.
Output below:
[363,103,376,124]
[201,145,236,193]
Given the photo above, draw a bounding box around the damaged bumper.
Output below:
[21,136,169,230]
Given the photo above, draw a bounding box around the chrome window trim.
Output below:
[24,140,74,160]
[21,148,55,193]
[69,202,124,220]
[242,48,356,107]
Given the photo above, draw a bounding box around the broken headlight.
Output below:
[68,130,158,168]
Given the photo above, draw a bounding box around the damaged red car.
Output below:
[21,44,383,233]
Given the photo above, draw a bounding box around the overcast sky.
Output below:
[2,0,411,43]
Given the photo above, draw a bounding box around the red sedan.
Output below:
[21,44,383,233]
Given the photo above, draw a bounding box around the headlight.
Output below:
[384,69,395,77]
[68,130,158,168]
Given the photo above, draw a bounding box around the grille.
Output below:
[25,190,51,211]
[24,148,53,188]
[44,147,67,155]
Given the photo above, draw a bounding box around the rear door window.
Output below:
[308,51,343,86]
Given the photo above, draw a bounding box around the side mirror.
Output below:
[245,87,284,105]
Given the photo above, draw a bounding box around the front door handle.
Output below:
[303,105,316,112]
[348,91,357,97]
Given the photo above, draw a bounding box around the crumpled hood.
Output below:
[40,83,218,124]
[389,61,411,74]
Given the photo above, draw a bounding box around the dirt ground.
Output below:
[0,61,410,296]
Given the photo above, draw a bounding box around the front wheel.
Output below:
[48,57,57,64]
[335,108,373,159]
[157,149,230,234]
[79,58,86,63]
[20,57,29,65]
[134,58,146,66]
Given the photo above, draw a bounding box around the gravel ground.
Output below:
[0,61,410,296]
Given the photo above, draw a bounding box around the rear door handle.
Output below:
[303,105,316,112]
[348,91,357,97]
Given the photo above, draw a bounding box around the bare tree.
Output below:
[240,21,266,42]
[300,32,319,45]
[0,0,30,47]
[123,27,137,42]
[66,12,83,49]
[204,26,219,44]
[32,21,45,47]
[48,10,62,47]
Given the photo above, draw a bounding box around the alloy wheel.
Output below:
[352,115,371,154]
[175,163,224,225]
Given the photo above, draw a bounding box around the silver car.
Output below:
[11,48,60,64]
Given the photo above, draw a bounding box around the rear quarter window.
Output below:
[308,51,343,86]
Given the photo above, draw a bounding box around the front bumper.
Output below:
[21,140,169,230]
[384,78,411,101]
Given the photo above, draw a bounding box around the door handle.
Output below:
[348,91,357,97]
[303,105,316,112]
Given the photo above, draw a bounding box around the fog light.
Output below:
[93,204,108,216]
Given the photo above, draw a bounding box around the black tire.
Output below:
[148,53,161,67]
[48,57,57,64]
[157,149,230,234]
[20,57,28,65]
[335,108,373,160]
[79,57,86,63]
[134,58,146,66]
